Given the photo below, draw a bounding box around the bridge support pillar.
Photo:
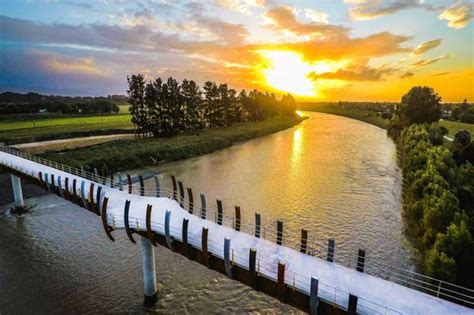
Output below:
[10,174,25,208]
[140,236,158,307]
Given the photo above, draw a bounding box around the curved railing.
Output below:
[1,146,473,309]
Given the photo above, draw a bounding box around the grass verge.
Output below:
[42,115,303,173]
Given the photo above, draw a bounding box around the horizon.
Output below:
[1,0,473,101]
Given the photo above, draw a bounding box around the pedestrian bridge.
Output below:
[1,147,473,314]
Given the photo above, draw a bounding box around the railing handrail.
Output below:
[1,146,473,308]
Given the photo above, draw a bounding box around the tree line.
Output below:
[127,74,296,137]
[0,92,121,115]
[392,86,474,287]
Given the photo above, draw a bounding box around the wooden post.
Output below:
[310,278,319,315]
[187,187,194,214]
[100,197,114,241]
[249,248,257,290]
[201,228,209,267]
[277,261,286,302]
[255,213,261,238]
[235,206,241,231]
[139,174,145,196]
[72,179,78,202]
[110,173,114,188]
[327,239,335,262]
[276,220,283,245]
[357,249,365,272]
[146,204,157,246]
[182,219,189,257]
[178,181,185,208]
[200,194,206,219]
[348,294,358,315]
[170,175,177,200]
[300,229,308,253]
[127,174,132,194]
[216,199,223,225]
[124,199,136,243]
[88,182,95,212]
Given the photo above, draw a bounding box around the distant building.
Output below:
[38,108,48,113]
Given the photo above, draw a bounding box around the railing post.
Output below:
[139,174,145,196]
[357,249,365,272]
[182,219,189,257]
[200,194,206,219]
[201,228,209,267]
[127,174,132,194]
[255,213,261,238]
[300,229,308,253]
[277,261,286,302]
[327,239,335,262]
[249,248,257,290]
[178,181,185,208]
[216,199,223,225]
[224,238,233,278]
[164,210,174,251]
[154,175,160,197]
[117,173,123,191]
[94,167,98,182]
[140,236,158,307]
[310,277,319,315]
[276,220,283,245]
[348,294,358,315]
[170,175,177,200]
[235,206,241,231]
[187,187,194,214]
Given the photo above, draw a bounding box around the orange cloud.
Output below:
[411,54,454,68]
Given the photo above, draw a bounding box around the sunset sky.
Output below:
[0,0,473,101]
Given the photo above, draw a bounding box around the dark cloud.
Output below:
[309,62,396,82]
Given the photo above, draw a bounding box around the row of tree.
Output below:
[393,86,474,287]
[127,74,296,137]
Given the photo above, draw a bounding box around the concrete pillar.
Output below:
[140,236,158,307]
[10,174,24,208]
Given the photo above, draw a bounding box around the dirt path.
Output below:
[11,134,135,154]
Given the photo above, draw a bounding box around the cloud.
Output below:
[308,61,396,81]
[344,0,436,21]
[304,8,329,24]
[413,38,442,55]
[264,6,349,38]
[439,2,473,29]
[37,51,104,76]
[214,0,265,14]
[433,71,450,76]
[411,53,454,67]
[400,71,414,78]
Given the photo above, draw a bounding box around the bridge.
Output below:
[1,146,473,314]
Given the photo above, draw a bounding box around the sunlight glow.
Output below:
[257,50,346,97]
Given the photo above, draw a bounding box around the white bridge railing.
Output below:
[1,146,473,309]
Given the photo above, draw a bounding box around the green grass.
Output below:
[440,120,474,136]
[298,104,390,129]
[0,114,134,144]
[118,104,130,114]
[42,115,303,173]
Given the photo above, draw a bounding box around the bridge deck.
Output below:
[1,151,472,315]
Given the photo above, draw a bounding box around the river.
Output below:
[0,112,413,313]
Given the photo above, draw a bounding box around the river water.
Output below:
[0,112,413,313]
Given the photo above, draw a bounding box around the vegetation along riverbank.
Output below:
[41,74,302,173]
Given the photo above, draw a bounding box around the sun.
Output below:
[257,50,345,97]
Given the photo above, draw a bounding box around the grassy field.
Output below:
[440,120,474,136]
[0,114,134,144]
[298,104,390,129]
[299,104,474,136]
[42,115,303,173]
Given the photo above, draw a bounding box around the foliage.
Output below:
[399,86,441,127]
[127,74,296,137]
[399,123,474,287]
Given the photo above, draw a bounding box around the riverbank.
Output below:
[41,115,303,173]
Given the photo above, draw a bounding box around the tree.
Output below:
[203,81,219,127]
[281,93,297,116]
[399,86,441,127]
[181,79,202,131]
[127,74,146,137]
[454,130,471,147]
